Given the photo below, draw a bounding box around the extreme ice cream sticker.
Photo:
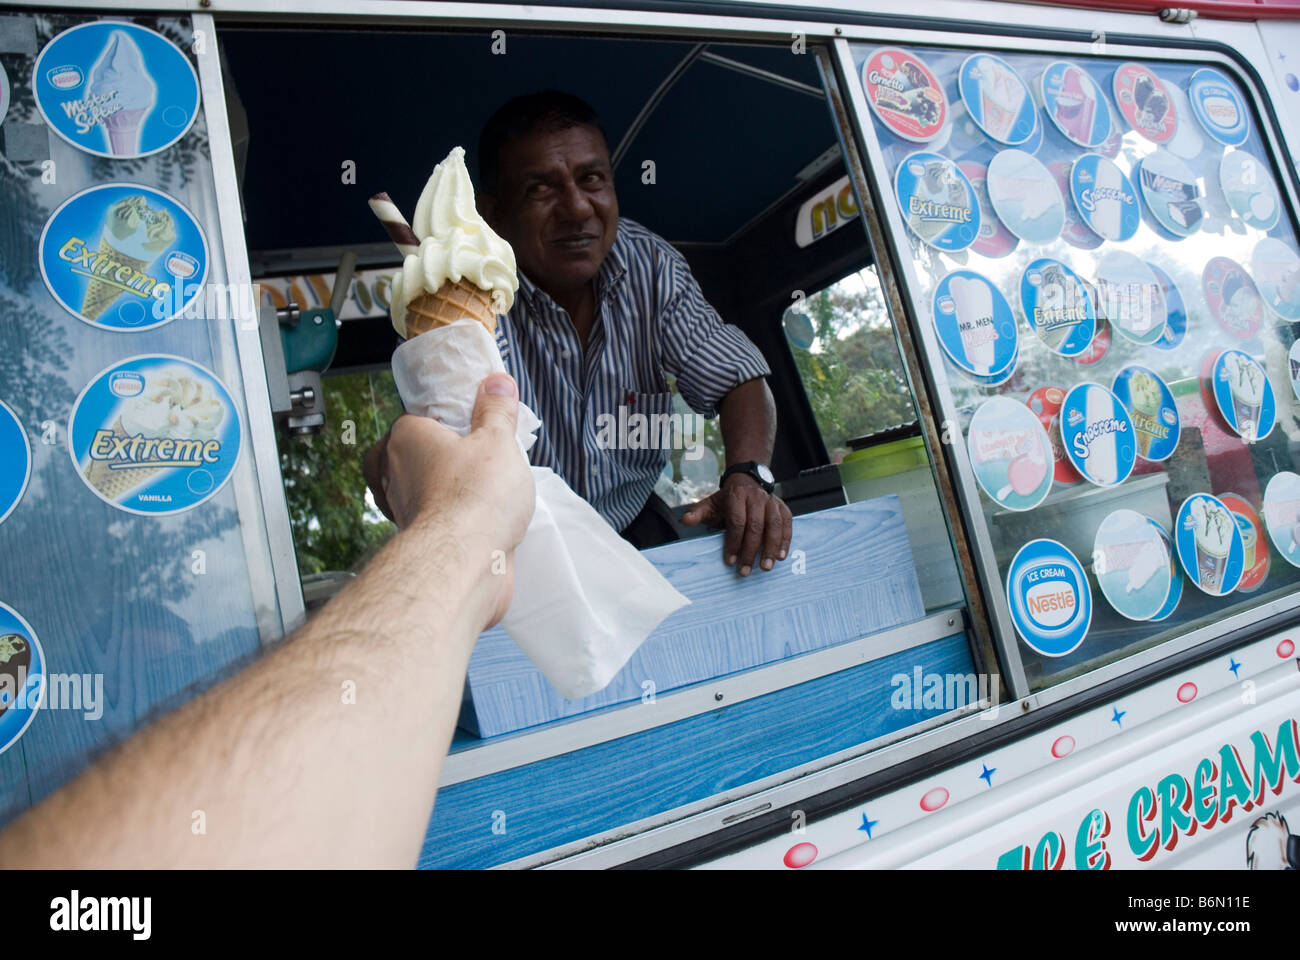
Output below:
[0,401,31,527]
[1137,149,1204,238]
[1020,259,1095,357]
[932,270,1018,380]
[986,149,1063,244]
[1092,509,1171,622]
[1071,154,1140,242]
[959,54,1035,146]
[1212,349,1275,442]
[862,48,947,142]
[1175,493,1244,596]
[1006,539,1092,658]
[966,396,1053,511]
[68,356,241,516]
[1252,238,1300,322]
[1040,61,1111,149]
[33,22,200,159]
[895,153,979,251]
[1203,256,1263,341]
[0,602,45,758]
[1113,62,1176,144]
[1112,365,1179,462]
[1219,151,1280,231]
[40,183,207,331]
[1189,68,1249,147]
[1060,382,1136,487]
[1263,471,1300,569]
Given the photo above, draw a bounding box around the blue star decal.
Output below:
[1229,658,1242,678]
[858,812,878,839]
[979,763,996,787]
[1111,707,1126,727]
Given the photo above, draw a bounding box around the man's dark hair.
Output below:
[477,91,607,196]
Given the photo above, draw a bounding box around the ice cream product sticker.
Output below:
[1027,385,1083,485]
[1263,472,1300,568]
[1212,349,1275,442]
[1093,509,1171,621]
[960,162,1019,258]
[1289,341,1300,403]
[1189,68,1249,147]
[1006,539,1092,658]
[1137,150,1204,237]
[1040,61,1111,148]
[1070,154,1140,242]
[1020,259,1095,357]
[1148,262,1189,351]
[1175,493,1244,596]
[1096,252,1167,347]
[986,149,1064,244]
[1147,521,1183,622]
[0,62,9,129]
[1113,62,1176,144]
[1219,493,1269,593]
[0,401,31,527]
[0,603,45,758]
[39,183,207,331]
[32,22,200,159]
[1219,151,1281,231]
[1112,366,1179,462]
[1049,160,1103,251]
[1252,238,1300,322]
[931,270,1018,379]
[1164,80,1206,161]
[895,153,979,251]
[862,48,947,142]
[966,396,1053,511]
[959,54,1035,146]
[68,356,241,515]
[1075,314,1111,366]
[1060,382,1136,487]
[1203,256,1264,341]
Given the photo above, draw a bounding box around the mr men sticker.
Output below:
[1070,154,1140,243]
[1252,238,1300,322]
[1020,259,1095,357]
[895,153,980,251]
[0,603,45,758]
[967,397,1053,511]
[1203,257,1264,341]
[0,401,31,527]
[1175,493,1245,596]
[1189,68,1250,147]
[68,356,241,516]
[1219,151,1281,231]
[1137,149,1204,238]
[1007,539,1092,657]
[932,270,1018,381]
[959,53,1035,146]
[862,48,947,142]
[32,21,200,159]
[1212,349,1276,442]
[1040,60,1111,148]
[986,149,1064,244]
[1220,493,1269,594]
[1264,472,1300,568]
[1113,62,1176,145]
[1060,382,1136,487]
[40,184,208,331]
[1096,252,1168,347]
[1092,509,1172,622]
[1112,366,1179,462]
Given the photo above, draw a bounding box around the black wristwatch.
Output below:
[721,461,775,494]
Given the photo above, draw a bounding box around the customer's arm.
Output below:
[0,373,532,869]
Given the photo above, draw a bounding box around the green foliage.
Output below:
[790,270,916,460]
[278,370,403,575]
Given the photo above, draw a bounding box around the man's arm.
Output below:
[681,378,793,576]
[0,374,532,869]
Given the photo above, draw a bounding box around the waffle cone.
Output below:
[404,278,499,338]
[81,236,157,322]
[82,418,166,502]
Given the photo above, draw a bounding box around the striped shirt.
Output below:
[495,217,771,532]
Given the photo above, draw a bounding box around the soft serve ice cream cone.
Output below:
[81,195,176,321]
[1128,370,1164,458]
[88,30,158,157]
[1191,498,1232,592]
[390,146,518,339]
[1224,352,1265,438]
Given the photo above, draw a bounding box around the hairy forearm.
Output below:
[0,510,496,868]
[717,378,777,467]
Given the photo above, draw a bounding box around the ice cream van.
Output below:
[1,0,1299,870]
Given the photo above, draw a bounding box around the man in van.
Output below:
[370,91,792,576]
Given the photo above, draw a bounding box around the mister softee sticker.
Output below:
[1006,539,1092,658]
[1175,493,1245,596]
[68,356,241,516]
[0,401,31,527]
[40,183,208,331]
[32,21,200,159]
[0,602,44,758]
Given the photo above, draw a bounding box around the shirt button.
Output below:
[561,349,570,359]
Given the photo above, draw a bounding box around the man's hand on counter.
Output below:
[681,473,793,576]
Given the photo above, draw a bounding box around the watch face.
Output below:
[757,464,775,485]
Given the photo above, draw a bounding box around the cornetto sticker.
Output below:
[861,47,947,142]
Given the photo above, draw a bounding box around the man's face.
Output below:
[480,124,618,298]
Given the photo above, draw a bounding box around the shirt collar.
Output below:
[513,222,627,313]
